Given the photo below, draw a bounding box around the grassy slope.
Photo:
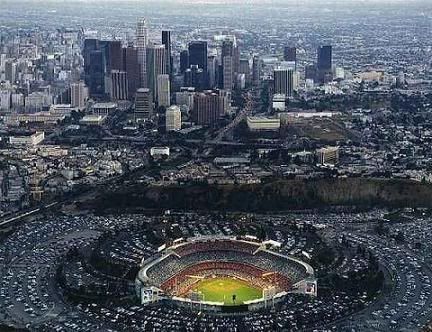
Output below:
[93,178,432,212]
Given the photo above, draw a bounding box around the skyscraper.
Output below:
[135,88,153,121]
[207,55,217,88]
[123,45,139,100]
[223,56,233,91]
[83,39,99,86]
[191,90,228,126]
[88,50,105,96]
[239,59,251,86]
[146,44,167,102]
[165,105,181,131]
[221,40,234,91]
[180,50,189,74]
[252,55,261,86]
[188,41,208,86]
[157,74,170,107]
[162,30,172,78]
[284,47,297,63]
[70,81,88,109]
[136,18,148,88]
[184,65,204,90]
[317,45,333,83]
[317,45,332,70]
[110,70,128,101]
[108,40,123,72]
[4,60,17,83]
[273,67,296,98]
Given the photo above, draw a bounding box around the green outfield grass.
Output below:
[192,277,263,305]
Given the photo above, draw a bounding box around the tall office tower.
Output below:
[0,54,6,72]
[157,74,170,107]
[317,45,332,70]
[4,60,17,83]
[180,50,189,74]
[252,55,261,86]
[110,70,128,101]
[108,41,123,71]
[305,65,317,80]
[0,91,11,111]
[70,81,88,109]
[273,67,296,98]
[123,46,139,99]
[162,30,172,77]
[239,58,251,86]
[223,56,233,91]
[88,50,105,96]
[284,47,297,63]
[146,44,167,102]
[83,39,99,85]
[136,18,148,88]
[317,45,333,83]
[221,39,234,91]
[165,105,181,131]
[207,55,217,88]
[134,88,153,121]
[188,41,208,86]
[184,65,204,90]
[191,90,227,126]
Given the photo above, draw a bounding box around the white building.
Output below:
[150,146,170,157]
[316,146,339,165]
[247,116,280,131]
[165,105,181,131]
[9,131,45,146]
[272,94,286,112]
[92,102,117,116]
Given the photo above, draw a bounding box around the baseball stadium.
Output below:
[135,236,317,314]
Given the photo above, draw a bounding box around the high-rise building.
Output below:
[4,60,17,83]
[252,55,261,86]
[317,45,332,70]
[221,39,235,91]
[207,55,217,88]
[284,47,297,63]
[0,91,11,111]
[135,88,153,121]
[165,105,181,131]
[184,65,204,90]
[108,40,123,72]
[136,18,148,88]
[223,56,233,91]
[273,67,296,98]
[162,30,172,78]
[110,70,128,101]
[88,50,105,96]
[175,87,195,111]
[70,81,88,109]
[123,45,139,99]
[239,59,251,86]
[188,41,208,86]
[191,90,228,126]
[157,74,170,107]
[180,50,189,74]
[83,39,99,86]
[317,45,333,83]
[146,44,167,102]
